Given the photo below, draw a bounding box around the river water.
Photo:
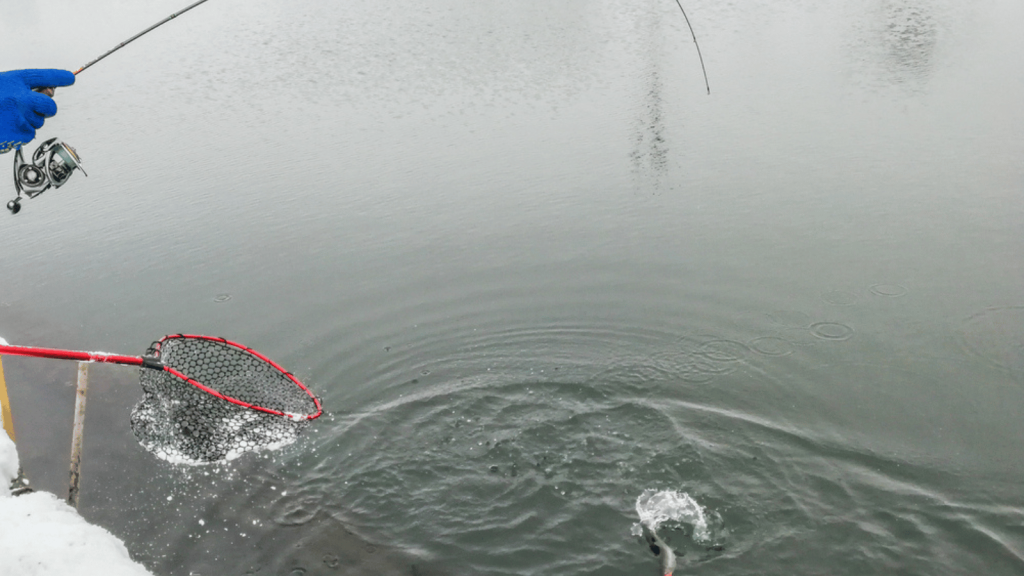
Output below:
[1,0,1022,574]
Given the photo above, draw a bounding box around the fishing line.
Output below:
[672,0,711,94]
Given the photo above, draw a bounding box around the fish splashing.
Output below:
[630,489,710,542]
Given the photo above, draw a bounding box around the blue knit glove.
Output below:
[0,69,75,154]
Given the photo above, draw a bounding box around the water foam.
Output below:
[631,489,710,542]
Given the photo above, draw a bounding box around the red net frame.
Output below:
[148,334,322,421]
[0,334,323,464]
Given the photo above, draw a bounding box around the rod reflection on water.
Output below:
[630,2,670,193]
[844,0,943,90]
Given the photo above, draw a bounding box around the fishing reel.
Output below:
[7,138,87,214]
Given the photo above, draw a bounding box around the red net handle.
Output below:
[0,343,144,366]
[0,336,323,422]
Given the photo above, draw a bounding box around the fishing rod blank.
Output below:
[672,0,711,94]
[74,0,214,75]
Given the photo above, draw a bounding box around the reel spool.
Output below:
[7,137,86,214]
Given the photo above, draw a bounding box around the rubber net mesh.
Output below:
[130,337,317,465]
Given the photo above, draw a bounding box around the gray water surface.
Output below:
[2,0,1022,574]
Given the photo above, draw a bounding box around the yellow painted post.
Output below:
[0,355,15,443]
[1,354,33,496]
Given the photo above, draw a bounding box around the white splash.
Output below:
[631,489,710,542]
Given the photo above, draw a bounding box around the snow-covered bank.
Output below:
[0,429,154,576]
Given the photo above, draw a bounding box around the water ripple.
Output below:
[810,322,855,341]
[749,336,795,356]
[870,284,908,298]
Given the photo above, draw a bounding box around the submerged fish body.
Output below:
[642,523,678,576]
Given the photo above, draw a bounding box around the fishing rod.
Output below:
[74,0,213,76]
[672,0,711,95]
[7,0,215,214]
[6,0,710,215]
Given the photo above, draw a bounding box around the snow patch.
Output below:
[0,429,155,575]
[0,428,18,498]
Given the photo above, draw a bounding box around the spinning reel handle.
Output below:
[32,87,56,97]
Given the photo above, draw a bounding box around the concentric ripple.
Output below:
[870,284,908,297]
[810,322,855,341]
[748,336,795,356]
[697,339,750,362]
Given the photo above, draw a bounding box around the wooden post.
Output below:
[67,362,89,508]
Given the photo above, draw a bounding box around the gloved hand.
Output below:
[0,69,75,154]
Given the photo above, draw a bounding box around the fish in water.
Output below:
[642,523,678,576]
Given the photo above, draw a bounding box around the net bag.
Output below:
[130,335,321,465]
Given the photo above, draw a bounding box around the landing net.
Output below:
[129,335,321,465]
